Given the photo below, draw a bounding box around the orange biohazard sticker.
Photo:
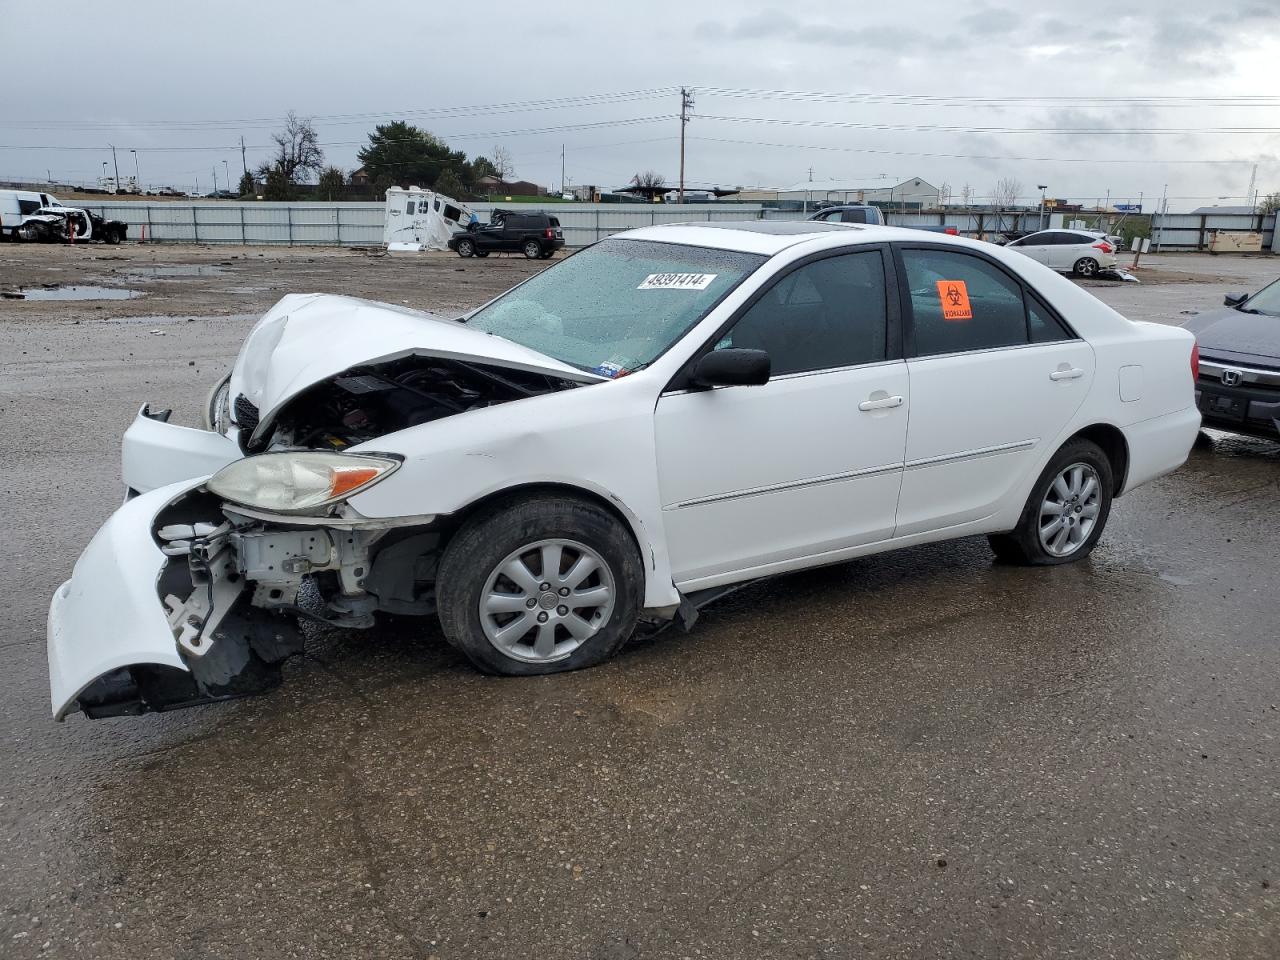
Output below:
[935,280,973,321]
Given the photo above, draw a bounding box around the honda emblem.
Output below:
[1221,368,1243,386]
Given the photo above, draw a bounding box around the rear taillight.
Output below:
[1093,241,1114,254]
[944,226,958,235]
[1191,342,1200,380]
[544,227,553,239]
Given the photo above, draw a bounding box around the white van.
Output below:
[0,190,52,239]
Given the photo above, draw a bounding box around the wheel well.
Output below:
[446,482,645,556]
[1070,424,1129,495]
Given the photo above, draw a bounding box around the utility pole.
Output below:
[808,166,814,182]
[109,144,121,194]
[678,87,694,204]
[212,167,218,196]
[240,136,248,176]
[1037,184,1048,230]
[561,143,565,195]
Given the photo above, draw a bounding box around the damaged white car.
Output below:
[48,222,1201,719]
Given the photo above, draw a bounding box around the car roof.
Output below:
[619,220,963,255]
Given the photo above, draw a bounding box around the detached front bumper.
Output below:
[48,481,202,719]
[123,404,241,495]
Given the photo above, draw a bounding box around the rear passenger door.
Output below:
[891,245,1095,536]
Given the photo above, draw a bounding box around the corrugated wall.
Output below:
[73,200,1279,252]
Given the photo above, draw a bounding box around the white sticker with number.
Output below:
[637,273,717,290]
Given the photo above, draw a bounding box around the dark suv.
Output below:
[449,210,565,259]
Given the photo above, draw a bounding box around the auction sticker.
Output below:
[935,280,973,321]
[638,273,717,290]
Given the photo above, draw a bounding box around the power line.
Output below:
[689,135,1276,166]
[0,89,681,132]
[692,114,1280,135]
[693,85,1280,108]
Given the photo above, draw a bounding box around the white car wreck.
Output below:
[48,222,1202,719]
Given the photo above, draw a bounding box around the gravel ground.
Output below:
[1,242,1278,959]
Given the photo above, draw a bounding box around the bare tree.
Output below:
[960,183,973,206]
[630,170,667,189]
[491,145,515,183]
[991,177,1022,209]
[938,181,952,207]
[259,112,324,185]
[1258,191,1280,215]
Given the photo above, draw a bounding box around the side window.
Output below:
[18,199,41,215]
[717,251,888,376]
[900,249,1028,356]
[433,197,441,211]
[442,204,462,222]
[1028,293,1072,343]
[405,201,415,215]
[841,209,868,224]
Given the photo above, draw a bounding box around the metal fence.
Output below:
[1149,211,1276,252]
[75,200,1280,252]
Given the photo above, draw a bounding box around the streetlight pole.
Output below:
[130,149,140,193]
[223,160,230,194]
[1038,184,1048,230]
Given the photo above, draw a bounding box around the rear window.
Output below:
[549,217,560,227]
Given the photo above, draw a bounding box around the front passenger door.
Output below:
[654,248,909,587]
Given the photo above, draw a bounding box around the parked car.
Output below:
[47,222,1199,720]
[807,204,886,225]
[1004,229,1118,277]
[1182,278,1280,440]
[448,209,564,259]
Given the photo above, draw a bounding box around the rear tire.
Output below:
[523,239,542,259]
[988,438,1113,565]
[1073,257,1099,277]
[455,238,475,258]
[436,496,642,676]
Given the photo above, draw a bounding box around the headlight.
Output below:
[207,452,400,514]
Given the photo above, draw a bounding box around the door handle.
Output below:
[858,395,904,412]
[1049,368,1085,381]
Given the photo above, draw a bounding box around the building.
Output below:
[349,167,372,187]
[777,176,940,209]
[474,176,544,197]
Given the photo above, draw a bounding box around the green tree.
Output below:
[357,121,466,189]
[1259,191,1280,215]
[433,167,465,199]
[468,155,497,186]
[237,171,255,197]
[262,167,294,201]
[317,166,346,201]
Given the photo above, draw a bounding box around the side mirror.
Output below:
[1224,291,1249,307]
[690,348,771,389]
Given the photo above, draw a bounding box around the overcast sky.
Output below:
[2,0,1278,209]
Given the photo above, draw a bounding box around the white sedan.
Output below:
[1004,229,1119,277]
[47,222,1200,719]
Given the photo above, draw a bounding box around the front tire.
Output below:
[436,496,642,675]
[455,238,475,258]
[522,239,543,259]
[988,438,1113,565]
[1073,257,1099,277]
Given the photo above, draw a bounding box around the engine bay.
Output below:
[248,356,579,452]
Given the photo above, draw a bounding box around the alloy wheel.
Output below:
[1039,462,1102,557]
[479,538,616,663]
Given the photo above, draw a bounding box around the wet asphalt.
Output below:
[1,247,1278,958]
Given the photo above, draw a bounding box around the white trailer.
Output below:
[383,187,473,251]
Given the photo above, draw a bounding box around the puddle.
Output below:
[124,265,228,278]
[15,285,144,301]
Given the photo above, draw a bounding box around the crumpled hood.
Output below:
[229,293,602,439]
[1184,305,1280,364]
